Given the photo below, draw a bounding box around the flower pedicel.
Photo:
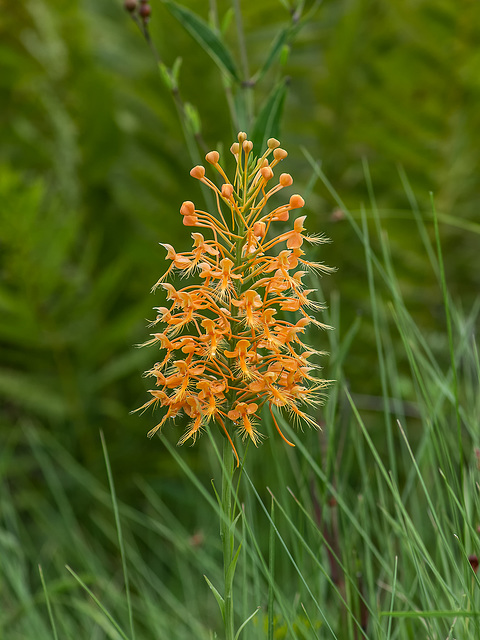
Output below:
[137,133,332,464]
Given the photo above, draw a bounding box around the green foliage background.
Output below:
[1,0,479,635]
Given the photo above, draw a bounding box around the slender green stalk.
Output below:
[100,431,135,640]
[221,437,236,640]
[38,565,59,640]
[232,0,253,127]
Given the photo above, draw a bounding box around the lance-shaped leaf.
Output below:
[164,1,240,82]
[253,24,293,84]
[204,575,225,617]
[251,78,289,151]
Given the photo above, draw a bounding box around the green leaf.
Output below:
[251,78,289,151]
[234,607,261,640]
[204,575,225,617]
[226,542,242,587]
[184,102,202,136]
[253,25,292,84]
[158,61,173,90]
[163,2,240,82]
[220,8,234,35]
[210,479,222,507]
[171,56,183,88]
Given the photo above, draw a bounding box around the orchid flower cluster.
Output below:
[138,133,332,463]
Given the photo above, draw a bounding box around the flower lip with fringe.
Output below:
[136,133,333,464]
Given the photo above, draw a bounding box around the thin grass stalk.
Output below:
[38,565,59,640]
[65,565,131,640]
[100,430,136,640]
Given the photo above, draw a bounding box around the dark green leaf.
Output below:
[253,25,292,83]
[163,1,240,82]
[251,78,288,151]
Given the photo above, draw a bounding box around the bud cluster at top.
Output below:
[137,132,332,463]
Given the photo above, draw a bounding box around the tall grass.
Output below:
[2,173,478,638]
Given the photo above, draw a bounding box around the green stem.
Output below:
[221,436,236,640]
[232,0,254,127]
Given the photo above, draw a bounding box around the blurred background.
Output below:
[1,0,479,605]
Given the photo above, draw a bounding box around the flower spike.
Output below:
[137,134,333,463]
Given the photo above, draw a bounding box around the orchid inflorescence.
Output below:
[137,132,332,464]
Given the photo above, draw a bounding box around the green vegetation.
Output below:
[1,1,479,638]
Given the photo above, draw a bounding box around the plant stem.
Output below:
[232,0,253,127]
[221,435,236,640]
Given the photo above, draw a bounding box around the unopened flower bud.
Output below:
[206,151,219,164]
[138,2,151,19]
[180,201,195,216]
[230,142,239,156]
[243,140,253,153]
[289,194,305,209]
[124,0,137,12]
[273,148,288,161]
[190,165,205,179]
[279,173,293,187]
[261,167,274,181]
[221,184,234,198]
[267,138,281,149]
[183,215,198,226]
[237,131,247,143]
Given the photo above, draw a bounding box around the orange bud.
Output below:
[273,148,288,161]
[205,151,219,164]
[221,183,234,198]
[237,131,247,143]
[180,200,195,216]
[279,173,293,187]
[183,215,198,226]
[267,138,281,149]
[289,194,305,209]
[261,166,274,181]
[190,165,205,179]
[243,140,253,153]
[230,142,240,155]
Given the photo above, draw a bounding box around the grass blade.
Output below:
[65,565,131,640]
[100,431,135,640]
[38,565,59,640]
